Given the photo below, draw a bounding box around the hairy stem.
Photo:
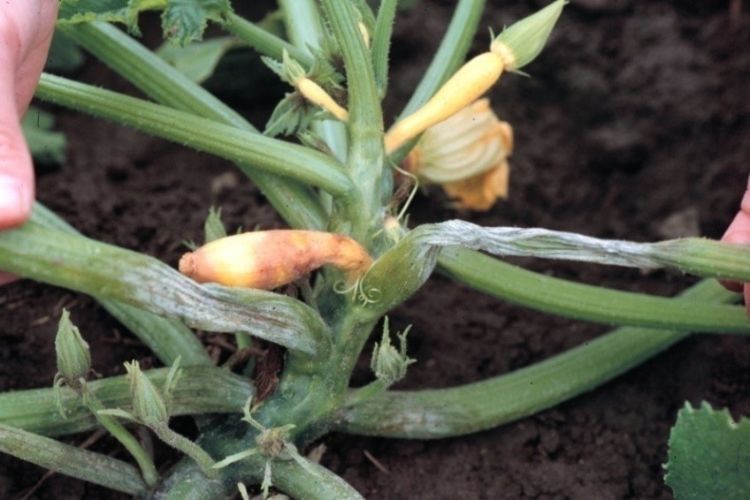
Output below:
[271,455,364,500]
[0,221,328,357]
[339,280,736,438]
[57,22,327,230]
[0,423,147,495]
[151,422,217,478]
[223,12,312,66]
[320,0,386,242]
[372,0,398,97]
[36,74,353,198]
[436,247,750,334]
[84,390,159,487]
[0,367,252,437]
[32,203,210,366]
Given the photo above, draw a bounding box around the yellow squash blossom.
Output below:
[404,98,513,211]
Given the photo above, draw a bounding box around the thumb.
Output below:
[721,189,750,293]
[0,53,34,229]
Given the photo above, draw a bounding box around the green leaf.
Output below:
[157,36,240,83]
[21,107,66,165]
[162,0,234,46]
[57,0,164,35]
[58,0,231,45]
[264,93,324,138]
[665,402,750,500]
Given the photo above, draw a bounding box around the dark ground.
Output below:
[2,0,750,498]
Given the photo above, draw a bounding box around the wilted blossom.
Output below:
[404,98,513,211]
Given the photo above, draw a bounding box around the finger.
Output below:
[0,50,34,229]
[12,0,58,112]
[719,202,750,292]
[719,224,748,292]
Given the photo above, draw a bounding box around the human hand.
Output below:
[0,0,58,283]
[721,177,750,313]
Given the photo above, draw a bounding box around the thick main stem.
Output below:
[320,0,386,242]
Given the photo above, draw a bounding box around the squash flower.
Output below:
[403,98,513,211]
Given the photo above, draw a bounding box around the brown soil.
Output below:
[2,1,750,498]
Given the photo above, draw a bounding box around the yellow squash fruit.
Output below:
[179,230,372,289]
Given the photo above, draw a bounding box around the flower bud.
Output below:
[370,318,415,385]
[54,309,91,389]
[385,52,504,153]
[124,360,169,426]
[263,50,349,122]
[491,0,566,71]
[404,98,513,211]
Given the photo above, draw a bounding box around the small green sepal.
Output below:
[54,309,91,389]
[125,360,169,426]
[370,318,415,385]
[491,0,566,70]
[262,49,306,86]
[203,207,228,243]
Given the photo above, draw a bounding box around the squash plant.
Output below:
[1,1,750,498]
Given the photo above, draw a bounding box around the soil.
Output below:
[2,1,750,498]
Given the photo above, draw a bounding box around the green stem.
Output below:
[346,379,389,408]
[271,456,364,500]
[279,0,348,163]
[151,422,218,478]
[389,0,485,163]
[0,220,326,356]
[437,247,750,334]
[0,366,252,437]
[83,389,159,487]
[372,0,398,97]
[36,73,353,198]
[415,221,750,282]
[235,332,252,350]
[56,22,327,230]
[399,0,486,118]
[339,279,736,438]
[223,12,312,66]
[32,203,210,366]
[320,0,386,242]
[0,423,147,495]
[654,238,750,282]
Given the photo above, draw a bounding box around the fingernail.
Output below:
[0,176,27,224]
